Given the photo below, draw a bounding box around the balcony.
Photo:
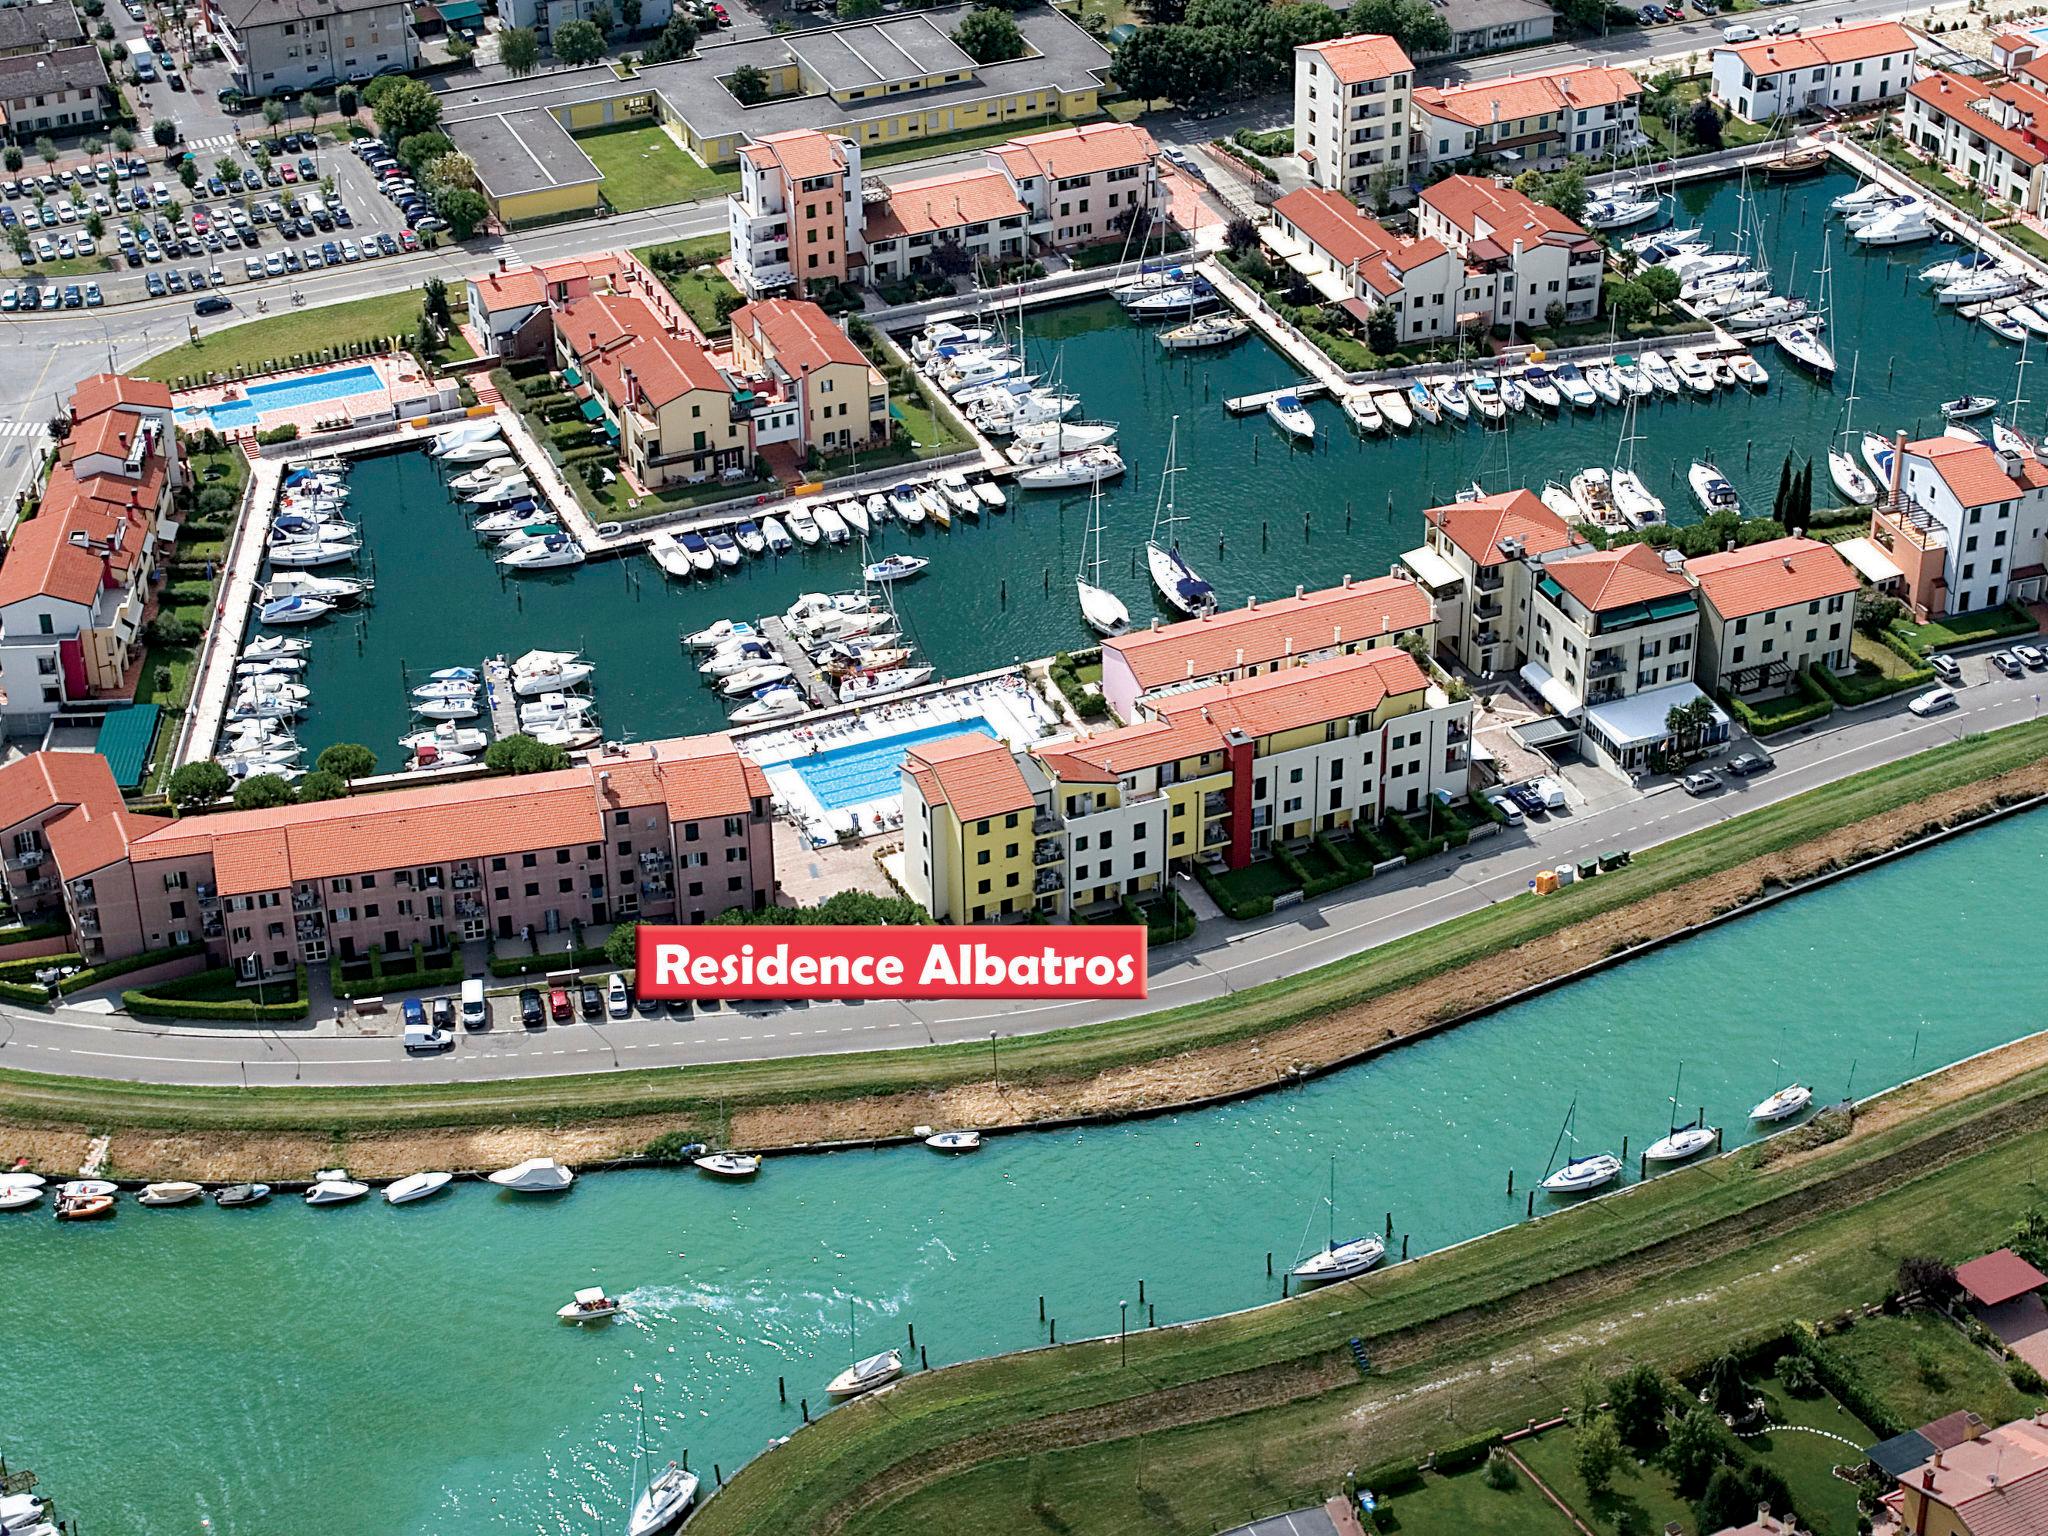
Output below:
[202,917,224,940]
[452,868,480,891]
[1033,812,1060,836]
[1203,822,1231,848]
[4,849,44,872]
[1473,569,1505,592]
[456,898,486,922]
[1033,842,1064,866]
[639,850,673,874]
[1588,683,1625,705]
[642,877,673,898]
[76,912,100,937]
[293,891,321,912]
[1446,720,1469,744]
[68,879,95,906]
[1476,627,1501,647]
[1034,867,1065,895]
[1589,653,1626,678]
[295,914,325,941]
[1474,596,1502,621]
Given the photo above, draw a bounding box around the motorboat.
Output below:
[1920,250,1999,286]
[719,663,795,697]
[839,665,934,704]
[138,1181,204,1206]
[629,1462,701,1536]
[499,535,585,571]
[735,520,767,556]
[264,573,368,605]
[814,503,850,544]
[788,592,875,622]
[487,1158,574,1193]
[1015,448,1126,490]
[1860,431,1898,487]
[867,491,897,526]
[1611,361,1651,399]
[375,1172,452,1208]
[559,1286,623,1322]
[836,499,870,537]
[686,619,756,651]
[786,503,822,545]
[513,661,595,695]
[1938,270,2025,305]
[1126,281,1218,319]
[1638,352,1681,395]
[924,1130,982,1153]
[886,484,926,524]
[473,506,554,537]
[1983,311,2030,344]
[1681,267,1768,303]
[1569,467,1618,525]
[1406,379,1441,426]
[0,1185,39,1211]
[864,553,929,583]
[1583,363,1623,407]
[1773,323,1836,376]
[1844,194,1918,230]
[731,687,808,724]
[237,656,307,677]
[1519,367,1562,410]
[467,476,534,508]
[648,533,696,580]
[412,680,481,704]
[914,486,950,528]
[1729,353,1770,390]
[1553,364,1598,409]
[1266,393,1317,440]
[1832,182,1895,216]
[1855,205,1933,246]
[1669,351,1715,395]
[707,530,748,568]
[450,457,519,492]
[414,696,481,722]
[1374,389,1414,429]
[676,533,715,573]
[227,691,307,724]
[1942,394,2000,420]
[761,516,793,553]
[1431,376,1471,422]
[0,1172,45,1191]
[1750,1084,1813,1122]
[1688,461,1741,514]
[1291,1234,1386,1283]
[2010,303,2048,339]
[1611,470,1664,527]
[1160,313,1248,349]
[701,642,775,679]
[268,538,360,568]
[435,437,507,466]
[245,635,309,659]
[1540,1153,1623,1194]
[974,482,1007,511]
[827,1349,904,1399]
[213,1182,271,1208]
[305,1170,370,1205]
[1468,375,1507,421]
[1642,1122,1719,1163]
[937,474,980,517]
[694,1152,761,1179]
[56,1193,115,1220]
[401,725,488,756]
[1342,392,1383,434]
[1624,223,1702,254]
[519,694,596,729]
[939,354,1026,394]
[1829,447,1877,506]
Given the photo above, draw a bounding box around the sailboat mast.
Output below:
[1327,1155,1336,1253]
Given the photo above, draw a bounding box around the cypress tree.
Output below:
[1773,454,1794,525]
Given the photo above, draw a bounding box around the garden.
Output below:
[577,123,736,212]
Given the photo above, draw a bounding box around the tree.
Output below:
[1897,1255,1959,1305]
[1346,0,1450,54]
[1855,589,1904,637]
[1223,214,1257,257]
[604,919,641,969]
[1606,1364,1669,1452]
[1544,300,1566,331]
[179,160,198,190]
[168,761,233,812]
[2,146,20,173]
[34,136,58,166]
[433,185,489,239]
[589,1,613,32]
[315,742,378,785]
[152,120,177,150]
[837,0,883,16]
[424,150,476,192]
[642,10,699,61]
[621,0,642,29]
[232,774,296,811]
[1638,263,1680,314]
[1663,1405,1733,1498]
[216,156,240,185]
[1575,1418,1623,1497]
[295,770,349,802]
[1707,1353,1752,1421]
[484,733,570,775]
[552,18,606,63]
[262,97,287,132]
[300,91,328,126]
[337,82,360,120]
[1694,1465,1788,1536]
[85,211,105,240]
[422,275,454,327]
[369,75,442,143]
[1688,98,1724,150]
[1774,1351,1820,1398]
[1609,279,1653,329]
[1110,24,1232,109]
[397,130,456,177]
[1366,305,1398,355]
[499,24,541,75]
[1516,164,1588,223]
[112,127,135,154]
[727,61,771,102]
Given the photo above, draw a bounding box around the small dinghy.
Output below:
[1642,1123,1718,1164]
[827,1349,904,1399]
[1941,394,1999,420]
[213,1182,271,1208]
[558,1286,623,1323]
[138,1181,204,1206]
[60,1180,117,1200]
[694,1152,762,1179]
[924,1130,982,1153]
[1750,1084,1813,1123]
[384,1171,453,1205]
[305,1170,370,1205]
[56,1193,115,1220]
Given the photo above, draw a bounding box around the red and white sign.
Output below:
[635,926,1148,1002]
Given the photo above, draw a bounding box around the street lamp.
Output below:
[243,953,267,1006]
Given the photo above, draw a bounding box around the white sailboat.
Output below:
[1830,354,1880,506]
[1642,1064,1719,1164]
[1076,474,1129,638]
[1539,1102,1622,1194]
[627,1390,700,1536]
[1290,1156,1386,1284]
[826,1298,903,1399]
[1144,416,1216,619]
[1609,395,1665,527]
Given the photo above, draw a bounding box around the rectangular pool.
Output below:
[787,718,998,812]
[178,364,385,430]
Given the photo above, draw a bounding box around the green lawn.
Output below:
[1741,1384,1875,1536]
[1516,1424,1695,1536]
[1641,78,1776,158]
[634,236,741,336]
[1208,857,1300,906]
[133,290,451,383]
[1387,1461,1580,1536]
[891,378,974,459]
[1825,1312,2038,1431]
[576,123,735,211]
[1892,604,2039,653]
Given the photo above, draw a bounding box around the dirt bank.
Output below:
[4,759,2043,1181]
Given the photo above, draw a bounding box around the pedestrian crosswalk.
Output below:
[0,422,46,440]
[184,133,241,153]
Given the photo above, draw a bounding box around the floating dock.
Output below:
[758,617,839,710]
[482,655,521,740]
[1224,381,1332,415]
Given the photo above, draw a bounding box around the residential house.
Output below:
[1411,64,1644,175]
[1265,187,1461,341]
[1904,69,2048,215]
[1876,432,2048,618]
[1416,174,1603,330]
[1685,536,1859,697]
[862,167,1030,285]
[1433,0,1554,58]
[1881,1413,2048,1536]
[1404,488,1587,676]
[1098,574,1435,723]
[203,0,419,97]
[0,4,85,57]
[1710,20,1919,123]
[465,253,625,360]
[990,120,1160,251]
[0,751,124,925]
[726,297,889,459]
[729,129,864,300]
[0,45,107,134]
[1293,32,1413,198]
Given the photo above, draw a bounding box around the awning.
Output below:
[1511,715,1580,750]
[579,397,606,422]
[92,702,160,790]
[1518,661,1583,721]
[1259,225,1305,262]
[1865,1430,1937,1480]
[1338,297,1377,328]
[1583,681,1728,751]
[561,364,582,387]
[1836,535,1904,586]
[437,0,482,19]
[602,420,619,442]
[1401,544,1464,594]
[1308,267,1350,303]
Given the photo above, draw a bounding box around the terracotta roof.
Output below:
[730,297,874,377]
[470,267,547,311]
[0,751,124,836]
[0,442,160,610]
[43,795,138,879]
[1422,173,1589,246]
[130,736,762,894]
[1904,1416,2048,1534]
[991,121,1157,181]
[1956,1248,2048,1307]
[1034,712,1226,781]
[1543,542,1692,612]
[67,407,150,466]
[1105,576,1433,691]
[866,168,1026,242]
[902,732,1034,822]
[1151,649,1431,740]
[1909,72,2048,169]
[1414,64,1641,130]
[1426,488,1576,565]
[555,292,729,410]
[1270,188,1447,296]
[1995,29,2035,53]
[1906,434,2048,505]
[744,128,847,184]
[1686,536,1859,620]
[1720,19,1917,74]
[0,514,115,608]
[1297,31,1412,85]
[68,372,171,422]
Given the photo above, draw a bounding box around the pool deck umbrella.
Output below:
[1955,1249,2048,1307]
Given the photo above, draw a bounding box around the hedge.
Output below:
[330,943,465,999]
[0,979,50,1006]
[1358,1458,1422,1494]
[56,941,208,994]
[1122,890,1196,945]
[0,951,82,981]
[0,920,68,946]
[123,964,310,1021]
[1721,670,1836,736]
[1431,1430,1499,1475]
[1808,657,1931,708]
[1195,864,1275,922]
[1796,1330,1907,1439]
[487,942,607,978]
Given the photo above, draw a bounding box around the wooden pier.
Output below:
[759,617,838,709]
[1224,381,1332,416]
[482,655,521,740]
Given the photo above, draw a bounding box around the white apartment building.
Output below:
[1293,32,1413,198]
[204,0,419,96]
[1710,20,1919,123]
[1685,536,1859,697]
[1417,174,1603,329]
[1411,64,1643,175]
[1892,434,2048,615]
[1266,187,1464,340]
[1904,69,2048,215]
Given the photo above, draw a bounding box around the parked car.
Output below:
[1504,782,1546,817]
[1725,750,1773,777]
[1482,790,1524,826]
[1993,650,2025,678]
[1524,775,1568,811]
[144,270,166,297]
[518,986,545,1027]
[1927,652,1964,685]
[1908,686,1958,717]
[1680,770,1722,796]
[634,993,662,1018]
[430,995,456,1031]
[1723,22,1758,40]
[1766,15,1799,33]
[548,985,572,1023]
[193,293,232,315]
[579,982,603,1021]
[403,1021,454,1053]
[2015,643,2047,670]
[607,973,631,1018]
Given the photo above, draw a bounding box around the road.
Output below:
[0,652,2036,1087]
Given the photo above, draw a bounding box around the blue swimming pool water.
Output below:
[787,717,997,811]
[178,364,383,430]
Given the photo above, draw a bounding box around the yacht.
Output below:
[267,538,360,569]
[1612,360,1652,399]
[435,436,507,465]
[1406,379,1441,425]
[814,502,850,544]
[1145,417,1216,619]
[1291,1234,1386,1283]
[1015,448,1126,490]
[735,520,767,555]
[305,1170,369,1206]
[1860,431,1899,487]
[263,573,367,604]
[1468,375,1507,421]
[686,618,755,650]
[864,553,929,584]
[513,660,595,695]
[1431,376,1472,422]
[731,687,807,724]
[1160,313,1249,349]
[558,1286,623,1322]
[1920,250,2001,286]
[1583,363,1624,407]
[718,663,794,697]
[1612,469,1664,527]
[1497,373,1529,413]
[1519,367,1562,410]
[1540,1153,1623,1193]
[401,726,488,756]
[1831,181,1895,215]
[1553,364,1598,409]
[1774,322,1836,377]
[245,634,310,660]
[137,1181,204,1206]
[786,503,822,545]
[1583,189,1663,230]
[628,1463,701,1536]
[1127,281,1218,319]
[827,1349,904,1400]
[706,531,743,567]
[430,420,504,456]
[1750,1084,1813,1122]
[1076,475,1129,639]
[1624,223,1702,253]
[487,1158,575,1193]
[761,516,794,553]
[839,665,934,704]
[1688,461,1741,514]
[887,484,927,524]
[701,642,775,679]
[1266,393,1317,440]
[693,1152,762,1179]
[836,499,870,537]
[413,696,481,723]
[1569,467,1619,526]
[412,679,481,704]
[1342,392,1383,434]
[450,457,518,492]
[498,535,585,571]
[1637,351,1681,395]
[1938,270,2025,305]
[1642,1122,1719,1163]
[1670,351,1715,395]
[1373,388,1414,429]
[1855,204,1933,246]
[466,476,534,507]
[937,473,980,518]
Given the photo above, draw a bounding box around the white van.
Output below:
[459,977,488,1028]
[1722,22,1758,41]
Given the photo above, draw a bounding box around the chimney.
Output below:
[1295,583,1305,599]
[1890,429,1908,506]
[1343,573,1353,587]
[1150,617,1161,631]
[1935,1451,1946,1470]
[499,257,508,272]
[1783,556,1794,571]
[1234,647,1244,666]
[1923,1468,1937,1489]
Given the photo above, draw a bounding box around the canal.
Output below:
[281,168,2016,762]
[7,808,2043,1534]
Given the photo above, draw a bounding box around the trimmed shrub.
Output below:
[0,919,70,945]
[1433,1430,1499,1474]
[256,423,300,445]
[56,942,207,994]
[123,964,310,1020]
[1195,865,1276,922]
[1358,1458,1422,1494]
[0,951,83,981]
[0,979,51,1005]
[487,943,607,978]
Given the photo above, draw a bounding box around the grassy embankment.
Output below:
[1,716,2044,1139]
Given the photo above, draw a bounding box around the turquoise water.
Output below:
[789,716,999,811]
[7,809,2044,1534]
[183,363,384,429]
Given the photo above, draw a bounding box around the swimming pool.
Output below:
[178,363,385,430]
[787,717,998,811]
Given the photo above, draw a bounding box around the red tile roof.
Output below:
[866,168,1026,241]
[1427,488,1577,564]
[0,419,163,609]
[991,121,1158,181]
[44,795,139,878]
[67,372,171,423]
[1422,173,1589,247]
[1720,19,1917,74]
[470,266,546,311]
[730,297,874,377]
[1106,576,1433,691]
[1270,188,1448,296]
[556,292,729,410]
[1909,72,2048,169]
[1151,649,1431,740]
[1686,536,1859,620]
[1298,31,1412,85]
[902,731,1034,822]
[1955,1248,2048,1307]
[1544,542,1692,612]
[1034,712,1227,781]
[1414,64,1641,130]
[742,128,848,185]
[0,751,124,836]
[1906,434,2048,505]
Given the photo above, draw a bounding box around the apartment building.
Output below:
[0,751,124,924]
[900,650,1470,921]
[1877,433,2048,618]
[0,44,107,134]
[727,298,890,459]
[1710,20,1919,123]
[1685,536,1859,697]
[862,167,1029,285]
[1293,32,1413,198]
[1099,574,1434,723]
[0,3,84,56]
[496,0,670,51]
[1403,489,1587,676]
[1412,64,1643,175]
[1417,174,1603,329]
[8,736,774,979]
[1904,69,2048,215]
[204,0,419,97]
[990,121,1160,250]
[0,374,181,734]
[1265,188,1462,341]
[730,130,864,300]
[466,253,626,361]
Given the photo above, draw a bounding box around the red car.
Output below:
[548,986,572,1022]
[280,163,299,183]
[398,229,419,251]
[708,2,728,21]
